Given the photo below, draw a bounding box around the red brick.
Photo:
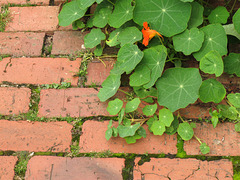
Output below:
[0,120,72,152]
[177,105,211,119]
[133,158,233,180]
[0,57,80,85]
[51,31,88,55]
[79,120,177,154]
[38,88,109,117]
[184,122,240,156]
[0,32,45,56]
[0,0,49,5]
[0,87,30,115]
[0,156,18,180]
[25,156,124,180]
[86,60,115,86]
[5,6,59,32]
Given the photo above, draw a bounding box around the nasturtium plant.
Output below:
[177,122,194,141]
[159,108,174,127]
[188,2,204,29]
[58,1,87,26]
[200,143,210,154]
[142,104,157,116]
[227,93,240,108]
[107,98,123,115]
[233,8,240,33]
[208,6,229,24]
[58,0,240,154]
[199,79,226,103]
[84,28,106,48]
[173,28,204,55]
[156,68,202,112]
[199,50,224,77]
[193,24,228,61]
[224,53,240,77]
[133,0,191,37]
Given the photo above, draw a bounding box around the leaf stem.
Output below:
[230,0,237,14]
[118,89,132,97]
[107,0,115,6]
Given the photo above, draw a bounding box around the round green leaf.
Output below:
[193,24,228,61]
[235,122,240,132]
[133,0,191,37]
[141,46,167,89]
[108,0,134,28]
[211,115,218,128]
[159,108,174,127]
[233,9,240,34]
[165,116,179,135]
[199,79,226,103]
[200,143,210,154]
[223,24,240,40]
[117,44,144,73]
[107,98,124,115]
[224,53,240,77]
[208,6,229,24]
[84,29,106,48]
[142,104,157,116]
[173,28,204,55]
[106,28,123,47]
[105,128,112,141]
[151,121,166,136]
[76,0,95,10]
[137,127,146,138]
[93,8,112,28]
[227,93,240,108]
[98,74,121,102]
[125,98,141,113]
[199,50,224,77]
[188,2,204,29]
[112,127,118,137]
[118,123,141,138]
[129,65,151,86]
[218,105,238,120]
[58,1,87,26]
[156,68,202,112]
[177,122,194,141]
[118,27,142,46]
[94,44,103,56]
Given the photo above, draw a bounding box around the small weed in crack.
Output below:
[0,5,12,32]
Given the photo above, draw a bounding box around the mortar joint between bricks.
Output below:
[41,34,54,57]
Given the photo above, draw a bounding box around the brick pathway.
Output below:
[0,0,239,179]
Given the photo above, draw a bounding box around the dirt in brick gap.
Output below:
[42,34,53,57]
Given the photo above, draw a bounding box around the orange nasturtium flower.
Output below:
[142,22,163,46]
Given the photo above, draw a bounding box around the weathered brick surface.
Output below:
[0,120,72,152]
[5,6,59,32]
[177,105,211,119]
[0,156,18,180]
[51,31,88,55]
[0,32,45,56]
[79,120,177,154]
[0,0,49,5]
[38,88,109,117]
[86,60,115,86]
[133,158,233,180]
[184,123,240,156]
[0,87,31,115]
[25,156,124,180]
[0,57,80,85]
